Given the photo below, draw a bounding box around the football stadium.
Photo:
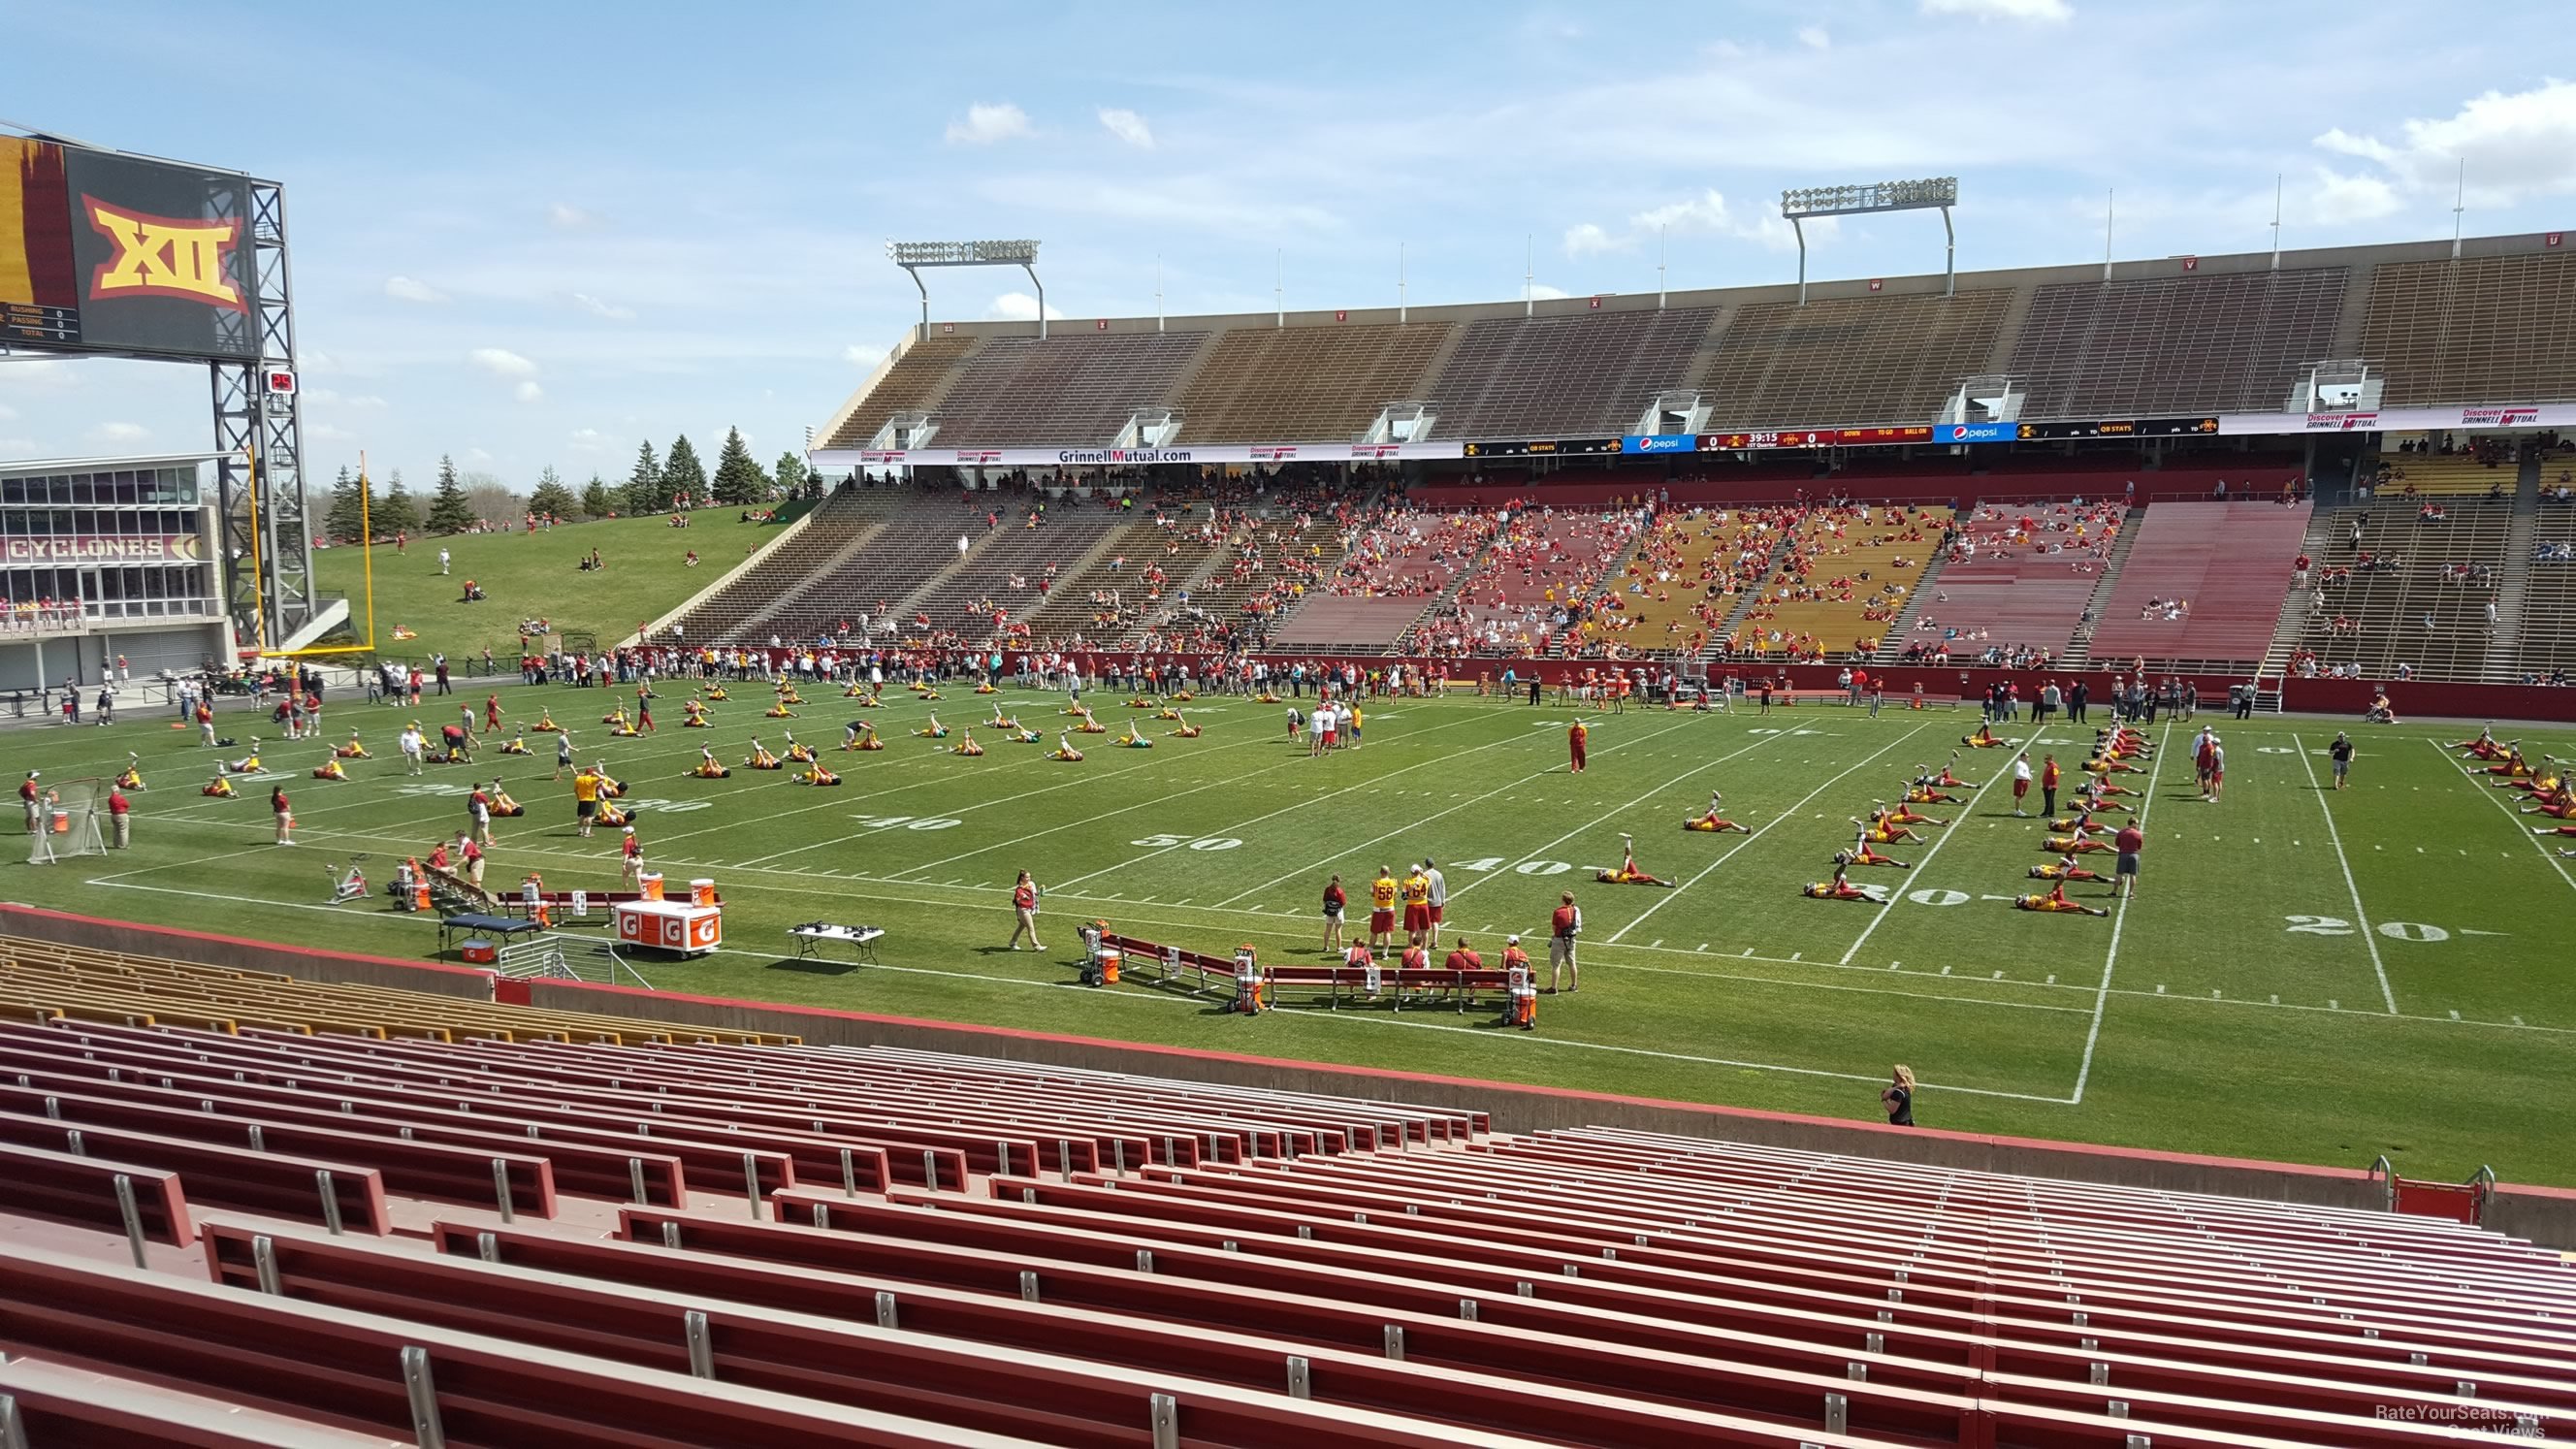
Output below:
[4,14,2576,1445]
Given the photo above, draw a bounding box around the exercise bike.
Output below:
[323,853,371,904]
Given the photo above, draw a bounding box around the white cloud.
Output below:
[566,292,635,321]
[345,394,388,410]
[91,421,148,444]
[468,348,538,379]
[844,343,888,367]
[1629,188,1820,254]
[985,291,1066,322]
[515,381,546,404]
[306,421,354,441]
[1796,25,1831,48]
[568,428,612,454]
[1098,108,1155,148]
[1562,222,1625,258]
[1919,0,2073,21]
[548,203,600,229]
[384,275,448,304]
[466,448,495,465]
[1528,283,1570,301]
[2315,80,2576,204]
[946,102,1033,145]
[2307,167,2404,224]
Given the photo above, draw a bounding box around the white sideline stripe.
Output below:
[1835,736,2019,966]
[1606,721,1934,945]
[1046,715,1543,894]
[2071,721,2173,1105]
[2425,738,2576,896]
[2294,732,2399,1014]
[1442,722,1783,903]
[1208,715,1711,910]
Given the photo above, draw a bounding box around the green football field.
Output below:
[14,681,2575,1185]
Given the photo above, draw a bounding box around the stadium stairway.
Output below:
[1695,514,1804,666]
[1865,541,1952,665]
[2052,510,2145,672]
[2480,454,2544,681]
[2259,506,2343,684]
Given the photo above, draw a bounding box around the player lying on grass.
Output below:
[2523,775,2575,818]
[2047,811,2113,835]
[1804,859,1889,901]
[1155,704,1183,720]
[796,762,843,786]
[225,741,263,774]
[1879,799,1948,827]
[764,699,798,719]
[683,698,711,727]
[487,780,525,817]
[2083,750,2141,775]
[1050,733,1085,761]
[1903,773,1960,805]
[690,748,731,779]
[952,728,986,757]
[1853,810,1927,843]
[312,757,348,781]
[1075,710,1109,734]
[1845,832,1910,869]
[1962,723,2012,749]
[2096,725,2154,757]
[745,739,784,769]
[335,731,371,759]
[1685,790,1752,833]
[843,721,883,751]
[600,705,629,728]
[783,731,815,762]
[701,684,729,701]
[986,706,1023,730]
[1596,834,1673,886]
[2044,832,2113,854]
[914,716,948,739]
[114,755,144,789]
[1119,721,1155,749]
[1932,754,1977,788]
[203,771,235,797]
[974,680,997,695]
[2015,882,2109,917]
[2031,853,2104,882]
[530,710,561,732]
[1168,711,1202,738]
[842,681,878,702]
[2484,743,2532,780]
[2453,725,2500,758]
[497,729,531,756]
[775,684,805,705]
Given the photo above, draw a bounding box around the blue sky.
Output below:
[4,0,2573,490]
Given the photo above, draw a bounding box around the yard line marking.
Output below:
[2424,738,2576,897]
[1835,737,2016,966]
[2070,720,2173,1105]
[2293,732,2398,1014]
[1608,722,1931,945]
[1204,717,1711,909]
[1444,725,1788,904]
[1046,711,1545,891]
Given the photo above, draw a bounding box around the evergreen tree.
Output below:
[624,439,663,515]
[660,434,708,510]
[424,454,476,533]
[710,426,768,505]
[374,469,421,535]
[526,465,579,522]
[580,473,616,518]
[324,465,374,541]
[773,450,808,499]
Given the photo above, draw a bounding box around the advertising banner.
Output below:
[2217,404,2576,435]
[1622,434,1696,454]
[824,440,1468,469]
[1934,422,2016,443]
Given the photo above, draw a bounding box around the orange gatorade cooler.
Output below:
[691,878,716,907]
[640,872,664,901]
[1099,948,1121,985]
[49,811,69,834]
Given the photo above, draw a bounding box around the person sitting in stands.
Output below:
[783,730,815,763]
[915,716,949,739]
[1119,720,1155,748]
[1685,789,1751,833]
[1168,710,1202,739]
[312,757,348,781]
[1596,834,1673,886]
[1051,733,1086,761]
[797,761,843,786]
[745,739,783,769]
[488,780,525,817]
[690,748,732,779]
[2015,882,2109,917]
[2031,852,2104,882]
[497,729,531,756]
[843,721,883,751]
[336,731,372,759]
[1804,858,1888,901]
[952,727,986,757]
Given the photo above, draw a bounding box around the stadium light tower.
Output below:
[1780,177,1958,305]
[886,239,1046,338]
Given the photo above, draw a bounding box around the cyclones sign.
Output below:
[5,534,206,564]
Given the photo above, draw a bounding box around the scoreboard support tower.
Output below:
[209,175,317,653]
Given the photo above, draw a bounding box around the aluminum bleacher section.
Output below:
[669,489,890,645]
[1580,504,1787,659]
[1,1026,2569,1445]
[1266,596,1436,653]
[2359,251,2576,407]
[1172,321,1453,442]
[820,333,979,448]
[1725,504,1948,663]
[1895,501,2124,667]
[2085,499,2312,674]
[903,505,1123,642]
[1697,291,2012,429]
[2283,499,2511,683]
[1426,505,1645,658]
[2378,449,2522,498]
[1425,308,1717,439]
[751,488,990,645]
[928,332,1214,446]
[2010,269,2349,418]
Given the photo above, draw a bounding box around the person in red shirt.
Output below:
[484,692,502,734]
[2040,755,2062,819]
[620,825,644,888]
[106,784,131,850]
[1567,718,1588,773]
[1320,873,1347,954]
[1442,937,1484,1006]
[1548,892,1581,992]
[2112,821,2144,899]
[1006,870,1044,951]
[17,772,39,837]
[270,785,294,846]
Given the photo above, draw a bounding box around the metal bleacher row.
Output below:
[2085,500,2314,674]
[2285,497,2511,682]
[1892,500,2124,667]
[2,1001,2570,1446]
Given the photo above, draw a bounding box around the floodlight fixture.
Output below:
[886,238,1047,338]
[1779,177,1959,304]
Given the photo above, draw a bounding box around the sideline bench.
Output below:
[1264,965,1517,1014]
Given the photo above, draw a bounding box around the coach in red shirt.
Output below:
[2112,821,2145,899]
